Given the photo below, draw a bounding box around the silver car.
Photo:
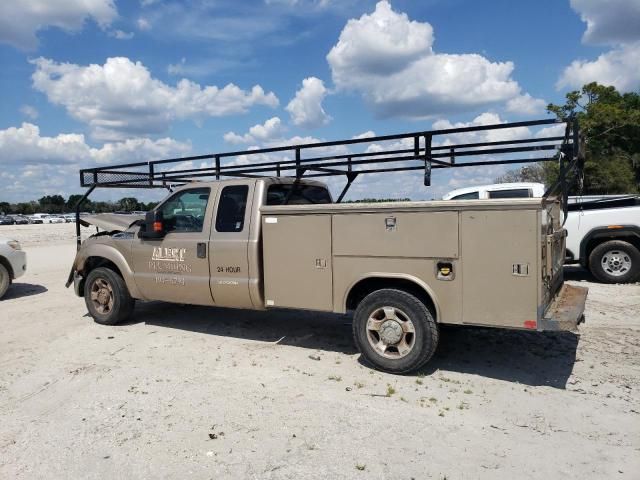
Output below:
[0,237,27,299]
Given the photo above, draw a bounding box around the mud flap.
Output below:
[539,284,588,331]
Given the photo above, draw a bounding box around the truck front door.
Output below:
[131,186,216,305]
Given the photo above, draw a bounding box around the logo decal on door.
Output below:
[152,247,186,262]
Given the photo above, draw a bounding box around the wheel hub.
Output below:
[379,320,403,345]
[97,289,109,305]
[602,250,631,276]
[366,306,416,359]
[90,278,114,314]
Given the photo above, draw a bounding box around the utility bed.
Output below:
[261,198,576,330]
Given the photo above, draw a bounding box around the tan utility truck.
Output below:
[67,118,587,373]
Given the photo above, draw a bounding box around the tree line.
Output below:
[496,82,639,194]
[0,195,158,215]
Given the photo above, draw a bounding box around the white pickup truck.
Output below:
[444,183,640,283]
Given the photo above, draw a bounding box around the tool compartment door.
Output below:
[262,214,333,311]
[461,209,539,328]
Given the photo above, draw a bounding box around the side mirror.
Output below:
[139,210,165,239]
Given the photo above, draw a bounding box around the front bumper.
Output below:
[66,270,84,296]
[539,284,588,331]
[9,250,27,280]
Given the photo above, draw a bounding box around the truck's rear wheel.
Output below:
[588,240,640,284]
[84,267,135,325]
[0,263,10,299]
[353,289,438,374]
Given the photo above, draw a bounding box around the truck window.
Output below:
[159,187,210,233]
[451,192,479,200]
[488,189,531,199]
[216,185,249,232]
[266,184,332,205]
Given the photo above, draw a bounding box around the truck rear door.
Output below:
[208,180,255,309]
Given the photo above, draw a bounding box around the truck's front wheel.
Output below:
[84,267,135,325]
[353,289,438,374]
[588,240,640,284]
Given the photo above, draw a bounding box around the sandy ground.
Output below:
[0,223,639,479]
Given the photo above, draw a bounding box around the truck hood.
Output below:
[80,213,144,232]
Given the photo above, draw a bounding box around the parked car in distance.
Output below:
[62,214,76,223]
[27,216,44,224]
[0,237,26,299]
[0,216,16,226]
[8,215,30,225]
[30,214,50,223]
[43,215,65,224]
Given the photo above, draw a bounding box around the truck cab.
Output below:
[72,178,332,312]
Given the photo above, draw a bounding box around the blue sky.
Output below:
[0,0,638,203]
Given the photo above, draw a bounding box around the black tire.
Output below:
[352,289,439,374]
[0,263,10,299]
[588,240,640,284]
[84,267,135,325]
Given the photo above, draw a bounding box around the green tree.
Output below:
[66,194,85,211]
[38,195,66,214]
[117,197,141,211]
[494,164,547,185]
[497,83,640,194]
[546,82,639,195]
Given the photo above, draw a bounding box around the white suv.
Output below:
[442,182,546,200]
[0,237,27,298]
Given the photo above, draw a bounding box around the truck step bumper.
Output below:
[539,284,588,332]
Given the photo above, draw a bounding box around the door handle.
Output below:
[197,242,207,258]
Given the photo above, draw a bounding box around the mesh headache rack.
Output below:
[74,117,584,245]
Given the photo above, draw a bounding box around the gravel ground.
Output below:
[0,223,639,479]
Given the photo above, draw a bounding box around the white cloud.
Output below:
[432,112,531,146]
[20,105,39,120]
[31,57,279,141]
[557,42,640,92]
[0,123,192,201]
[352,131,376,140]
[569,0,640,46]
[0,123,191,166]
[560,1,640,92]
[286,77,331,128]
[327,1,533,118]
[0,0,117,50]
[506,94,547,116]
[137,17,152,31]
[109,30,134,40]
[224,117,285,144]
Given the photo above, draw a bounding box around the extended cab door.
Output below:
[208,181,255,309]
[130,186,216,305]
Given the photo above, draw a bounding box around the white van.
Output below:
[442,182,546,200]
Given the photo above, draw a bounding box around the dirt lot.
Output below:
[1,223,639,479]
